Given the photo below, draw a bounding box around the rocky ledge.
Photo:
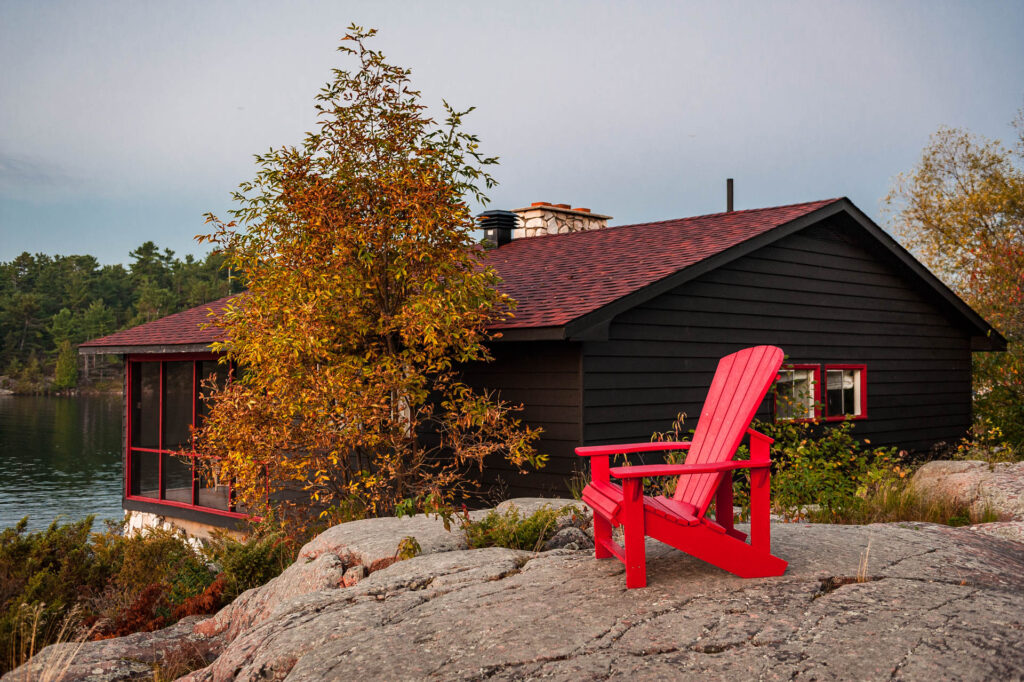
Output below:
[8,497,1024,681]
[911,459,1024,520]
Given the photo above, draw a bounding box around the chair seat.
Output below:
[644,495,699,525]
[584,482,701,528]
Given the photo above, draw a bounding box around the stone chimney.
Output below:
[511,202,612,239]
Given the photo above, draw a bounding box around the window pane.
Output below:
[196,462,230,511]
[162,453,193,503]
[131,362,160,448]
[777,369,814,420]
[826,370,844,416]
[130,450,160,498]
[196,360,230,426]
[827,369,862,417]
[846,369,861,416]
[163,361,194,449]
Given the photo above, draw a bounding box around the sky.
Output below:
[1,0,1022,264]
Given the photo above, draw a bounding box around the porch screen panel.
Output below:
[163,361,193,449]
[130,451,159,498]
[162,453,193,503]
[197,466,230,511]
[195,360,232,510]
[196,360,229,425]
[132,362,160,449]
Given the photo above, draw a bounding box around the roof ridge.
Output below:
[614,197,843,230]
[493,198,843,246]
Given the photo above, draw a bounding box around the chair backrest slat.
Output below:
[674,345,784,515]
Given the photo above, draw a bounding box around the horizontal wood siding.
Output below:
[460,341,582,497]
[582,218,973,452]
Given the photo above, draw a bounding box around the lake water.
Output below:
[0,394,124,532]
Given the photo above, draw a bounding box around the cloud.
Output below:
[0,151,80,197]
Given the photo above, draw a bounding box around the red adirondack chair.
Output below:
[577,345,788,588]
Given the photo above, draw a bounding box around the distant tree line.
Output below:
[0,242,237,388]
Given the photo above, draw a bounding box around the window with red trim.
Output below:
[774,365,819,421]
[127,355,254,517]
[824,365,867,421]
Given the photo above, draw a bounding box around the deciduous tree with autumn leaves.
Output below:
[195,27,543,531]
[888,108,1024,445]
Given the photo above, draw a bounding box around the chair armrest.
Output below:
[576,441,691,457]
[746,427,775,445]
[609,459,769,480]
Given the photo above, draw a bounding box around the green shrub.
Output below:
[53,340,78,390]
[637,411,691,497]
[0,517,108,673]
[395,536,422,561]
[952,418,1024,463]
[639,412,1005,528]
[85,526,217,638]
[0,516,299,673]
[641,413,903,516]
[974,372,1024,448]
[204,529,293,600]
[461,505,572,551]
[748,419,904,515]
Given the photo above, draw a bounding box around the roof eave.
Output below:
[489,326,566,342]
[78,343,219,356]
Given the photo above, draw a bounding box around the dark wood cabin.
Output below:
[464,198,1005,496]
[80,197,1005,525]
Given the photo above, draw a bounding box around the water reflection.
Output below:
[0,395,123,531]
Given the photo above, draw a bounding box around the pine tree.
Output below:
[53,340,78,390]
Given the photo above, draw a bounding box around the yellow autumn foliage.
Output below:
[193,27,544,533]
[887,109,1024,444]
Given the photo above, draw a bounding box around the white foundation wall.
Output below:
[123,508,243,547]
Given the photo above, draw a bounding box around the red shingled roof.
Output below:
[79,295,232,349]
[486,199,839,329]
[80,200,838,349]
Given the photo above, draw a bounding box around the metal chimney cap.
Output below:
[477,210,518,248]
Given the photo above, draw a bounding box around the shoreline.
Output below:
[0,386,123,397]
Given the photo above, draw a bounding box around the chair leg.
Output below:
[715,471,735,533]
[750,468,771,554]
[593,513,613,559]
[623,521,647,588]
[622,479,647,588]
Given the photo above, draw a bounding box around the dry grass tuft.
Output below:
[803,480,1001,527]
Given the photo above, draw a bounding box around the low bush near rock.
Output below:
[462,505,577,551]
[0,518,105,674]
[951,418,1024,464]
[0,516,298,674]
[752,419,905,515]
[642,414,906,517]
[204,528,294,601]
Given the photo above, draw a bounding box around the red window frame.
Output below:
[773,364,821,422]
[823,364,868,421]
[125,353,259,520]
